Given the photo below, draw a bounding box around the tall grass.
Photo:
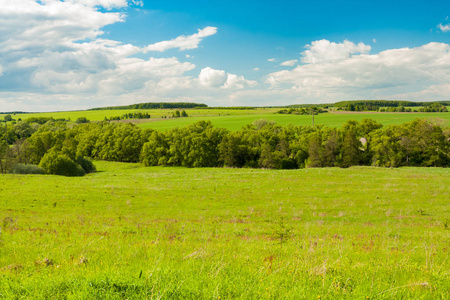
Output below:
[0,162,449,298]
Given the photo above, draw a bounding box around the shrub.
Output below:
[39,151,85,177]
[10,164,46,175]
[75,117,89,124]
[76,156,96,174]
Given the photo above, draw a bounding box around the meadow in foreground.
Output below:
[0,161,449,299]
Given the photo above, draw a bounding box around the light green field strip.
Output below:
[0,108,279,121]
[138,111,450,131]
[1,108,449,131]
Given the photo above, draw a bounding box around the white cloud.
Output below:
[224,74,257,89]
[145,27,218,52]
[69,0,129,9]
[199,67,228,87]
[388,83,450,101]
[280,60,298,67]
[2,2,450,111]
[0,1,245,111]
[199,67,257,89]
[301,39,371,64]
[267,58,276,62]
[438,23,450,32]
[267,41,450,101]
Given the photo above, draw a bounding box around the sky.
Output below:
[1,0,450,112]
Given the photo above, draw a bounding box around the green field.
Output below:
[0,162,449,298]
[137,111,450,131]
[2,109,449,131]
[0,108,278,123]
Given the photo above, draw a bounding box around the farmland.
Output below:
[2,108,450,131]
[0,161,449,298]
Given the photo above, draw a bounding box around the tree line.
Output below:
[335,100,450,112]
[88,102,207,110]
[1,117,448,175]
[277,107,327,115]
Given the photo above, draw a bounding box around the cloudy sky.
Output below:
[1,0,450,112]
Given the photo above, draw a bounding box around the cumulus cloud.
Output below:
[145,27,218,52]
[224,74,257,89]
[267,58,276,62]
[199,67,227,87]
[3,1,450,111]
[438,23,450,32]
[70,0,128,9]
[267,40,450,101]
[301,39,371,64]
[280,60,298,66]
[199,67,257,89]
[0,1,252,111]
[0,1,258,111]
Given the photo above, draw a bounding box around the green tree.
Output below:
[75,117,89,124]
[340,122,361,168]
[0,141,11,173]
[39,150,85,177]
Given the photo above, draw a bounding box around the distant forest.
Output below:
[334,100,450,112]
[1,117,449,176]
[88,102,207,110]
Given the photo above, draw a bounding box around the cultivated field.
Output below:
[0,161,449,298]
[2,108,450,131]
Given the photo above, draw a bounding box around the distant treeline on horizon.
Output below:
[334,100,450,108]
[88,102,208,110]
[2,100,450,114]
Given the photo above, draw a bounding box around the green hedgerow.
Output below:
[10,164,46,175]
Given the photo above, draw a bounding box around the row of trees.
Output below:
[171,110,188,118]
[277,107,326,115]
[1,117,447,176]
[336,100,449,112]
[89,102,207,110]
[378,103,448,113]
[142,119,449,168]
[106,112,151,121]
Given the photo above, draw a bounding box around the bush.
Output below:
[76,156,96,174]
[39,151,85,177]
[75,117,89,124]
[10,164,46,175]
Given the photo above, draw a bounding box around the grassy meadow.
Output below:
[0,161,449,299]
[2,108,450,131]
[137,111,450,131]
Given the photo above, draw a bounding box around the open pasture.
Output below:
[0,162,449,298]
[2,108,449,131]
[137,111,450,131]
[0,108,278,123]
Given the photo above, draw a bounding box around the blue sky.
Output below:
[1,0,450,111]
[110,0,450,76]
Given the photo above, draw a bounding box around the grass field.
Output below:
[0,108,278,123]
[137,111,450,131]
[2,108,450,131]
[0,162,449,298]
